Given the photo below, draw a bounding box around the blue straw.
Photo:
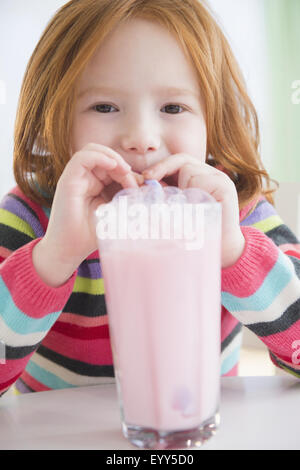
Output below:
[144,179,162,188]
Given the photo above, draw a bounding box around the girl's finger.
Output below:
[177,164,199,189]
[93,169,143,193]
[76,149,130,178]
[142,154,200,181]
[132,171,144,186]
[91,168,114,187]
[83,143,131,171]
[100,172,139,202]
[176,163,217,189]
[182,168,235,203]
[119,171,139,188]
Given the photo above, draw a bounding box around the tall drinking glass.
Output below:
[95,181,222,449]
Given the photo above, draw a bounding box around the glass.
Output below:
[95,182,222,449]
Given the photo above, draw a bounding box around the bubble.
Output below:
[163,186,182,199]
[95,178,221,249]
[166,193,187,204]
[142,180,165,204]
[112,187,142,204]
[109,181,218,207]
[183,188,216,204]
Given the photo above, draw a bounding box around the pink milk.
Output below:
[96,185,222,448]
[100,240,221,432]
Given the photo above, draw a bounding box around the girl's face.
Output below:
[71,18,207,179]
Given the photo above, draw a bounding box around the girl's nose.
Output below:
[120,123,160,155]
[123,141,158,154]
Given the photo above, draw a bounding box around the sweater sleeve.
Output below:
[221,196,300,378]
[0,187,77,395]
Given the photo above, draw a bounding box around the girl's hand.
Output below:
[142,154,245,268]
[33,143,143,286]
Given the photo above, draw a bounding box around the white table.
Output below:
[0,376,299,450]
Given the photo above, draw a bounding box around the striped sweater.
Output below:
[0,185,300,396]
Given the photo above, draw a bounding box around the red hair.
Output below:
[13,0,278,209]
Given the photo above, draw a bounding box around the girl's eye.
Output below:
[92,104,118,113]
[161,104,186,114]
[91,103,186,114]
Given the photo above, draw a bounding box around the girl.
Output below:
[0,0,300,396]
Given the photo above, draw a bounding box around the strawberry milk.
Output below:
[96,183,222,448]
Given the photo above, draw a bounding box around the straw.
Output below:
[144,179,162,188]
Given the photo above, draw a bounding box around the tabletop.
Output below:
[0,376,299,450]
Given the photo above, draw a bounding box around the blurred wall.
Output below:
[0,0,65,198]
[209,0,300,237]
